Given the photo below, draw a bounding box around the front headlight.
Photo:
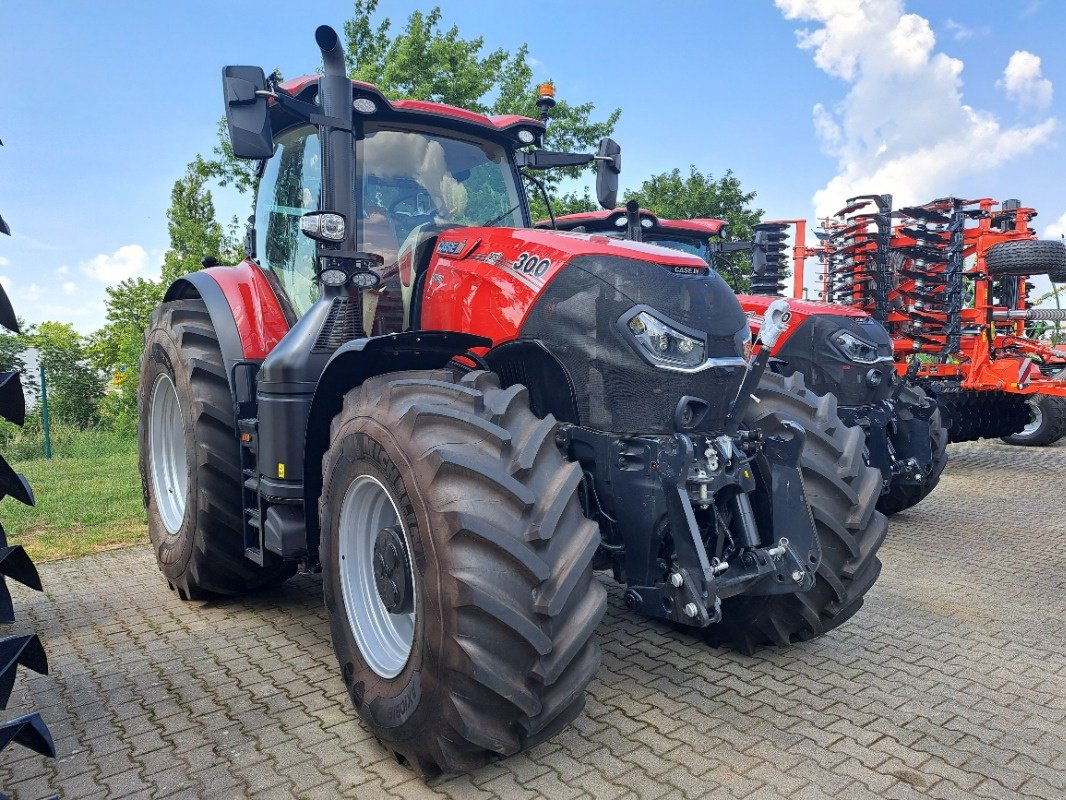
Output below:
[622,309,707,370]
[832,330,888,364]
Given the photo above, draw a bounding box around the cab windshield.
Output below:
[358,126,526,269]
[643,235,711,263]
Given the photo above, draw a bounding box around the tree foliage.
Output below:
[527,185,597,225]
[626,167,762,239]
[25,321,105,429]
[626,167,764,291]
[162,163,242,284]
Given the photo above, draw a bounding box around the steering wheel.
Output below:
[388,192,440,219]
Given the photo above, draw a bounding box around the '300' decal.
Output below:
[513,252,551,277]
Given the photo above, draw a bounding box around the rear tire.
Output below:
[1001,394,1066,447]
[138,299,294,600]
[319,369,605,775]
[703,372,887,653]
[877,383,949,516]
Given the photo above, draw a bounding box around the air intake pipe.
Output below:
[254,25,360,560]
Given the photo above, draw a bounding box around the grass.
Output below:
[3,429,147,562]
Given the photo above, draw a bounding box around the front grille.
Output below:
[313,297,363,353]
[520,256,748,435]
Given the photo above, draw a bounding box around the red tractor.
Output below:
[139,27,886,774]
[542,205,948,516]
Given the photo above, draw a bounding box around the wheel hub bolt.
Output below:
[683,602,699,618]
[791,570,804,583]
[669,573,684,588]
[373,526,413,614]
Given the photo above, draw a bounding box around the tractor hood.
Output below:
[420,226,751,435]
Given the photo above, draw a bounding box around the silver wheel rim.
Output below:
[338,475,416,679]
[1020,398,1043,437]
[149,373,189,535]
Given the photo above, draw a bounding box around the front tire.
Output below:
[138,299,294,599]
[320,369,605,775]
[704,372,888,653]
[877,383,949,516]
[1001,394,1066,447]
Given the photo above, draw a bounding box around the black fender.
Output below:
[302,331,491,551]
[163,273,251,415]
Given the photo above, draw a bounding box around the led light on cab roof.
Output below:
[353,97,377,114]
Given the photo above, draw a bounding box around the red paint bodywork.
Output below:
[420,227,709,349]
[736,295,867,356]
[546,210,728,236]
[204,262,291,359]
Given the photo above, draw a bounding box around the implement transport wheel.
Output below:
[1001,394,1066,447]
[139,299,295,600]
[877,383,949,516]
[985,239,1066,281]
[704,372,888,653]
[320,369,605,775]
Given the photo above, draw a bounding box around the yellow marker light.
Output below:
[537,82,555,99]
[278,463,286,478]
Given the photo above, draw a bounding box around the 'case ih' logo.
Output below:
[436,240,466,255]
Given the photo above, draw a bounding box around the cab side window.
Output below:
[255,126,321,317]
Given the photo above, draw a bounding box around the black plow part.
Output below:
[0,285,16,335]
[0,634,48,710]
[0,544,45,624]
[0,712,55,758]
[0,455,34,507]
[0,372,25,427]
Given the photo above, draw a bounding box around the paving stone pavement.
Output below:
[1,439,1064,799]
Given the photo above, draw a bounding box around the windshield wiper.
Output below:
[480,203,521,228]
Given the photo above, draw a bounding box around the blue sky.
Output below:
[2,0,1064,332]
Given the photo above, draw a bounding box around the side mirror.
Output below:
[222,66,274,159]
[595,138,621,210]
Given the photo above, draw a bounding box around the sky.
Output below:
[2,0,1065,332]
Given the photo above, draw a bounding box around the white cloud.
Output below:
[1044,210,1066,240]
[0,256,9,268]
[55,265,69,275]
[945,19,988,40]
[775,0,1058,216]
[62,282,77,296]
[998,51,1053,109]
[80,244,149,284]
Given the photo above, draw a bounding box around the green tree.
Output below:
[198,1,619,202]
[626,167,762,236]
[162,163,242,284]
[626,167,764,290]
[527,185,598,225]
[27,322,105,429]
[87,277,166,431]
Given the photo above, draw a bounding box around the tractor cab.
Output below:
[252,79,540,324]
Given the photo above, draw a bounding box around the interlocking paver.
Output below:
[0,439,1064,799]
